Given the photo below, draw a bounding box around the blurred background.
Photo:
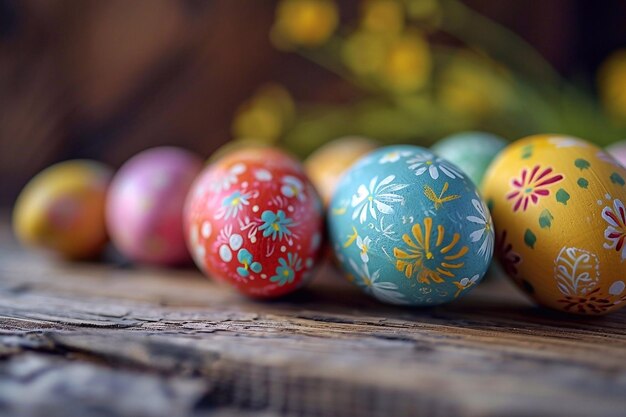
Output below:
[2,0,626,206]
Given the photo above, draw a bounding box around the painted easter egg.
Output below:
[328,145,494,306]
[304,136,378,207]
[606,140,626,167]
[13,160,112,259]
[482,134,626,315]
[184,147,323,298]
[106,147,203,265]
[431,131,507,188]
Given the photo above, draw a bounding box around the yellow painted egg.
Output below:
[483,135,626,315]
[13,160,113,259]
[304,136,378,207]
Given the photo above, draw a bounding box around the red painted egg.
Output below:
[184,147,324,298]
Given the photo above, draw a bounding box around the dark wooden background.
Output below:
[1,0,626,206]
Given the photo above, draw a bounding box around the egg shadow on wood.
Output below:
[252,262,626,333]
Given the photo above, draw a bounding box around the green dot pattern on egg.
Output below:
[481,134,626,315]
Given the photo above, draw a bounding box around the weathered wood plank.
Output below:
[1,222,626,417]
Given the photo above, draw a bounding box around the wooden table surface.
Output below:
[1,221,625,417]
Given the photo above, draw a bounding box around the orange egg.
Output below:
[304,136,378,207]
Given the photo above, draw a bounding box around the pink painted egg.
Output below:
[606,140,626,167]
[107,147,203,265]
[184,147,324,298]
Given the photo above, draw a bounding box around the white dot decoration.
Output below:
[201,221,212,238]
[219,245,232,262]
[609,281,625,296]
[229,234,243,251]
[195,245,205,260]
[254,169,272,181]
[190,224,199,244]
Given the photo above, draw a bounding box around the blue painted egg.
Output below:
[431,131,507,188]
[328,145,494,306]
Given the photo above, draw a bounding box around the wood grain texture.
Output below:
[0,221,625,417]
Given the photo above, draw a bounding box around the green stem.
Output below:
[294,36,383,94]
[439,0,563,88]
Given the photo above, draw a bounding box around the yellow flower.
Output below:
[452,275,479,298]
[342,30,388,76]
[393,217,468,284]
[598,49,626,121]
[361,0,404,35]
[343,27,431,92]
[423,182,460,210]
[381,31,431,93]
[403,0,441,24]
[232,84,295,144]
[271,0,339,48]
[232,107,281,144]
[344,226,359,248]
[438,53,512,120]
